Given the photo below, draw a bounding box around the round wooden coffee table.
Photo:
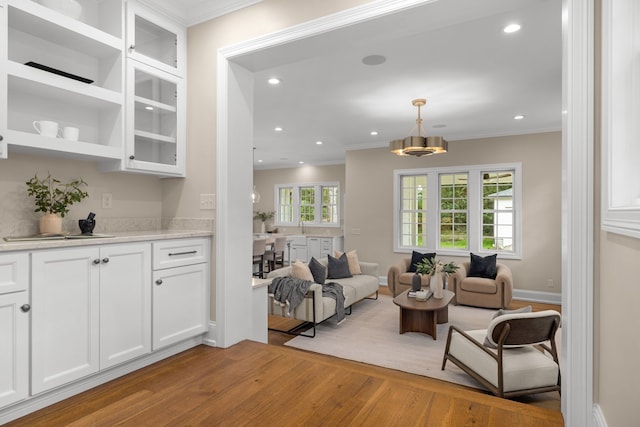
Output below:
[392,289,455,340]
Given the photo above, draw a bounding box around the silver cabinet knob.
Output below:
[102,257,109,263]
[129,155,135,160]
[155,279,163,285]
[129,44,135,52]
[0,134,3,141]
[93,259,100,264]
[21,304,31,313]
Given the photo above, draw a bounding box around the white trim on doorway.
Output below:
[216,1,595,424]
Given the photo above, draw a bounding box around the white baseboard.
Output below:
[593,404,608,427]
[203,320,217,347]
[512,289,561,305]
[379,276,561,305]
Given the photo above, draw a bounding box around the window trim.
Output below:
[274,181,341,228]
[393,163,522,259]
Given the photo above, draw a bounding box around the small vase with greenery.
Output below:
[253,210,274,233]
[415,258,459,277]
[26,173,89,234]
[415,258,459,299]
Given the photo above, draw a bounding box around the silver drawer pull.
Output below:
[168,250,197,256]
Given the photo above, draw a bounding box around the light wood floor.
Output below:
[8,342,564,427]
[7,287,563,426]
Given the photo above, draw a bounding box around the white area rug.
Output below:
[285,294,500,390]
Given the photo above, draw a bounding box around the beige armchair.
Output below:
[451,261,513,309]
[387,258,432,297]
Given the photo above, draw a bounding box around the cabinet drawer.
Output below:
[0,252,29,294]
[153,238,210,270]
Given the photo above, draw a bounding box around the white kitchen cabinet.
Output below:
[31,243,151,394]
[1,0,124,162]
[122,59,185,176]
[152,238,209,350]
[99,243,151,369]
[307,237,321,261]
[125,1,185,78]
[306,236,344,261]
[0,252,29,408]
[100,0,186,176]
[286,235,307,263]
[31,247,100,394]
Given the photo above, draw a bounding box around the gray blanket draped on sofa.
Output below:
[268,277,346,323]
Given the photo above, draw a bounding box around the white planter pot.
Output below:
[39,213,62,235]
[430,273,444,299]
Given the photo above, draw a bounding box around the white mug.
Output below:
[33,120,59,138]
[61,126,79,141]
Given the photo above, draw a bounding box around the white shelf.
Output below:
[8,61,122,107]
[6,129,122,160]
[134,96,176,112]
[8,0,122,56]
[134,130,176,144]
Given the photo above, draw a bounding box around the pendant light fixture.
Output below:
[252,147,261,204]
[390,98,448,157]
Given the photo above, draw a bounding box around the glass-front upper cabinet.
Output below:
[126,1,184,78]
[125,60,185,176]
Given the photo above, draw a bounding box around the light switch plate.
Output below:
[102,193,113,209]
[199,194,215,210]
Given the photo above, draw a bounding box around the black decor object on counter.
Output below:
[25,61,94,84]
[79,212,96,235]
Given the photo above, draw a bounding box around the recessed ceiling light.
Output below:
[362,54,386,66]
[145,106,154,111]
[503,24,521,33]
[258,159,263,163]
[370,131,379,136]
[274,126,283,132]
[315,141,323,145]
[268,77,281,85]
[513,114,525,120]
[298,161,304,164]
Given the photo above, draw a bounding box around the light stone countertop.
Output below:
[0,229,213,253]
[252,277,271,289]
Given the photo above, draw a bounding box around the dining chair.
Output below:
[253,238,267,278]
[264,236,287,273]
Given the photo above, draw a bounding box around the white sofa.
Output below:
[266,258,379,335]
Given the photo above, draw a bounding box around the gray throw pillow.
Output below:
[308,257,327,284]
[327,253,352,279]
[484,305,532,348]
[468,253,497,279]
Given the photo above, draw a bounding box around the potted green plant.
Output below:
[415,258,459,299]
[253,210,274,233]
[26,173,89,234]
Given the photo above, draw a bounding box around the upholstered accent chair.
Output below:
[442,309,561,398]
[387,258,432,297]
[451,261,513,309]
